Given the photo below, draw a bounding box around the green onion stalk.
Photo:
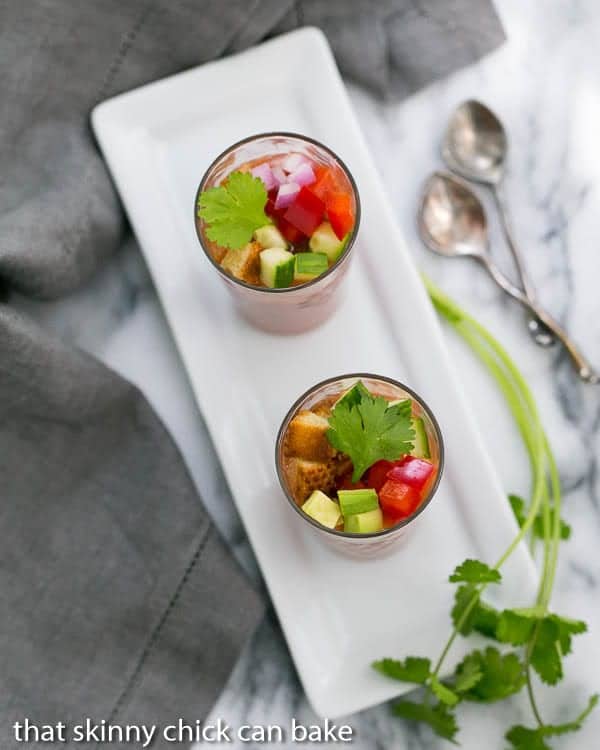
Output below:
[422,274,561,728]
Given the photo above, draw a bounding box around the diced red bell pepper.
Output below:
[387,457,435,492]
[310,165,340,202]
[327,192,354,240]
[276,215,305,245]
[379,480,420,520]
[365,460,397,493]
[283,186,325,236]
[265,196,278,218]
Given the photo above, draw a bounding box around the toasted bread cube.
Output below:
[285,410,335,462]
[286,458,338,503]
[220,241,262,285]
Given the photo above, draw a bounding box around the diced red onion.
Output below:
[274,182,300,209]
[251,163,277,191]
[271,165,287,186]
[288,162,315,187]
[282,153,309,174]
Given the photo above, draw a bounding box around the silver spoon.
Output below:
[418,172,599,384]
[442,100,555,347]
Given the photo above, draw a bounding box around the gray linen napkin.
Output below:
[0,1,504,747]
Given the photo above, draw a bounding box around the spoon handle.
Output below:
[478,256,599,384]
[491,182,537,301]
[492,182,557,347]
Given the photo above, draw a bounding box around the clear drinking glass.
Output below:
[275,374,444,558]
[194,133,360,334]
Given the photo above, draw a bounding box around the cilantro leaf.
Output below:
[530,614,586,686]
[509,494,571,542]
[550,613,587,656]
[372,657,431,684]
[449,559,502,584]
[451,585,500,638]
[497,609,586,685]
[530,617,563,685]
[496,607,543,645]
[197,171,271,250]
[453,658,483,693]
[455,647,525,702]
[497,611,585,686]
[506,695,598,749]
[392,700,458,742]
[327,383,415,482]
[505,725,551,750]
[431,676,460,707]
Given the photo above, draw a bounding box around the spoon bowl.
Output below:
[443,100,555,347]
[418,171,600,384]
[442,100,506,185]
[419,172,488,259]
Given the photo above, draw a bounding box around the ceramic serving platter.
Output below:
[92,28,537,719]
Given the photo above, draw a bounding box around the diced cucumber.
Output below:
[254,224,287,250]
[334,380,370,410]
[388,400,431,459]
[412,417,431,459]
[309,221,348,262]
[294,252,328,283]
[259,248,295,288]
[337,488,379,516]
[344,507,383,534]
[301,490,342,529]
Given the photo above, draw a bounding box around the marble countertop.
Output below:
[16,0,600,747]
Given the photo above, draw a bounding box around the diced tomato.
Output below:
[327,192,354,240]
[365,460,397,493]
[387,457,435,492]
[309,165,340,202]
[275,215,305,245]
[379,480,420,520]
[283,186,326,236]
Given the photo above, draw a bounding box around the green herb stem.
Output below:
[422,274,564,729]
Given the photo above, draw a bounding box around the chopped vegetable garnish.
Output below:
[284,186,326,236]
[198,143,356,288]
[259,248,295,288]
[387,456,435,491]
[294,252,328,283]
[337,488,379,517]
[301,490,342,529]
[327,382,415,482]
[327,192,354,239]
[379,480,420,520]
[309,221,348,262]
[198,171,271,250]
[344,507,383,534]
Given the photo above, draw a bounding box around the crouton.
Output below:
[285,453,353,504]
[285,458,338,503]
[220,241,262,285]
[285,410,335,462]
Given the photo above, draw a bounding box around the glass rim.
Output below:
[275,373,445,540]
[193,131,361,295]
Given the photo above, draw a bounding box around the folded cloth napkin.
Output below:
[0,1,504,747]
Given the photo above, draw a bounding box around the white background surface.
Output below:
[16,0,600,747]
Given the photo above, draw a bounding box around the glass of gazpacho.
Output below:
[276,375,444,557]
[195,133,360,334]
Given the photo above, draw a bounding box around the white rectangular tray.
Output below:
[92,28,537,719]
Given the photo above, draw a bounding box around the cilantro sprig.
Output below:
[197,171,271,250]
[371,278,596,746]
[326,382,415,482]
